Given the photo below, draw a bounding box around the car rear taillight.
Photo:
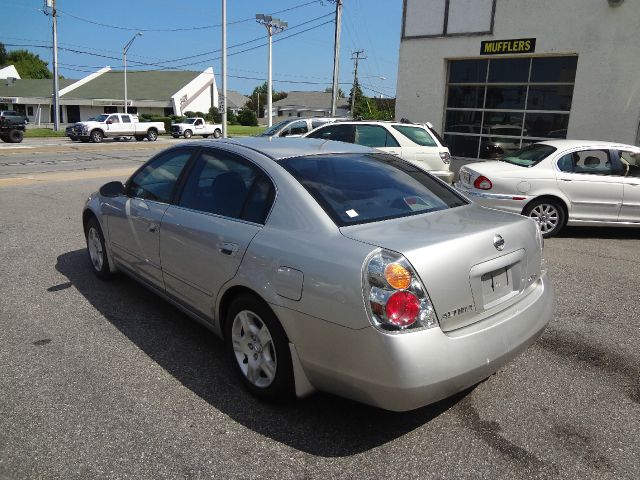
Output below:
[439,151,451,164]
[473,175,493,190]
[363,250,438,332]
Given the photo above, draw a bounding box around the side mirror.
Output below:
[99,181,125,197]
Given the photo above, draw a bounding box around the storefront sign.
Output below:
[0,97,17,103]
[480,38,536,55]
[93,100,132,106]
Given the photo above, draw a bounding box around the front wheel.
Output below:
[523,199,566,238]
[146,129,158,141]
[183,129,192,139]
[85,217,114,279]
[225,294,294,402]
[213,129,222,139]
[7,129,24,143]
[90,129,103,143]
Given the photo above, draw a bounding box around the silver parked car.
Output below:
[83,138,553,411]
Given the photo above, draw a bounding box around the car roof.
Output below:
[193,136,375,160]
[536,139,639,150]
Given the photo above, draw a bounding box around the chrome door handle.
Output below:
[147,223,159,233]
[219,242,239,255]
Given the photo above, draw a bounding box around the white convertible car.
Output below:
[455,140,640,237]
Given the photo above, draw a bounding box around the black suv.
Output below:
[0,110,29,125]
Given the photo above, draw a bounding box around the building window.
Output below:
[443,55,578,159]
[128,106,138,114]
[27,106,34,116]
[104,106,118,114]
[403,0,496,38]
[164,107,173,116]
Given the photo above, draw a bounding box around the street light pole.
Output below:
[256,14,287,128]
[330,0,343,117]
[123,32,142,114]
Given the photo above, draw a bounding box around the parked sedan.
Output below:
[455,140,640,237]
[304,121,454,183]
[83,138,553,411]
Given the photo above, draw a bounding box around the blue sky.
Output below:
[1,0,401,98]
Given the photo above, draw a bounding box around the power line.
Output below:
[56,0,325,32]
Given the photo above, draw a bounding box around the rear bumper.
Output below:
[454,182,531,214]
[276,271,553,411]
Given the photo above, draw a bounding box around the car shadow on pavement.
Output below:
[55,249,469,457]
[558,226,640,239]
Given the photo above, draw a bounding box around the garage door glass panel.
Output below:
[531,57,578,83]
[488,58,529,83]
[449,60,488,83]
[447,86,485,109]
[524,113,569,138]
[527,85,573,111]
[485,86,526,110]
[444,134,480,158]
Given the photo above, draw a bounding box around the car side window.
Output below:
[618,150,640,177]
[128,149,193,203]
[564,149,621,176]
[354,125,400,148]
[307,124,354,143]
[281,120,308,136]
[122,115,131,123]
[108,115,120,124]
[311,120,328,130]
[557,154,574,172]
[178,149,274,223]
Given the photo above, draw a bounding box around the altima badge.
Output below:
[494,234,505,251]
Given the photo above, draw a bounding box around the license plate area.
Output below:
[469,249,526,312]
[461,170,471,185]
[481,267,513,306]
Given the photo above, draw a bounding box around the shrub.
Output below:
[237,108,258,126]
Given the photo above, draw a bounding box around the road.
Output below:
[0,144,639,479]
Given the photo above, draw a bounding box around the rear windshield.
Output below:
[501,144,557,167]
[392,125,437,147]
[279,153,467,226]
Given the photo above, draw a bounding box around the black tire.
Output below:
[172,135,179,139]
[523,198,566,238]
[0,135,8,143]
[7,129,24,143]
[213,129,222,139]
[85,217,114,279]
[183,129,192,139]
[80,137,90,143]
[90,129,103,143]
[135,135,145,141]
[70,136,79,141]
[202,134,209,138]
[146,129,158,141]
[225,294,294,402]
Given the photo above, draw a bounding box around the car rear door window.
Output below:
[178,149,274,223]
[354,125,400,148]
[108,115,120,123]
[392,125,438,147]
[569,150,621,176]
[307,124,354,143]
[128,149,194,203]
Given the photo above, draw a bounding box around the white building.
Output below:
[0,66,218,124]
[395,0,640,158]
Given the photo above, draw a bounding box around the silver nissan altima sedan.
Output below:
[82,137,553,411]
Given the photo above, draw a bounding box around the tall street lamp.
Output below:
[123,32,142,114]
[256,14,287,128]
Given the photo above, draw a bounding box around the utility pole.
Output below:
[350,49,365,118]
[330,0,343,117]
[44,0,60,130]
[221,0,227,137]
[256,14,287,128]
[123,32,142,115]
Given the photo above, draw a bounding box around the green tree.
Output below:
[324,86,346,98]
[0,42,7,66]
[244,82,287,118]
[226,108,238,125]
[347,79,364,117]
[237,107,258,126]
[5,49,52,79]
[205,106,222,123]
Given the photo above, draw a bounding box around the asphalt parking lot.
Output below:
[0,144,639,479]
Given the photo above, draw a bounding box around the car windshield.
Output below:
[93,114,110,122]
[501,144,557,167]
[260,120,291,136]
[279,153,467,226]
[183,118,196,124]
[392,125,437,147]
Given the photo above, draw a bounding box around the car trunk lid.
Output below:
[340,203,542,332]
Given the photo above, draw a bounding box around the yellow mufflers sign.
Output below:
[480,38,536,55]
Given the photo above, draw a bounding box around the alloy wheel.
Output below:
[87,227,104,271]
[529,203,559,234]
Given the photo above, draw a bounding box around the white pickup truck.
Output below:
[66,114,165,143]
[170,117,222,139]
